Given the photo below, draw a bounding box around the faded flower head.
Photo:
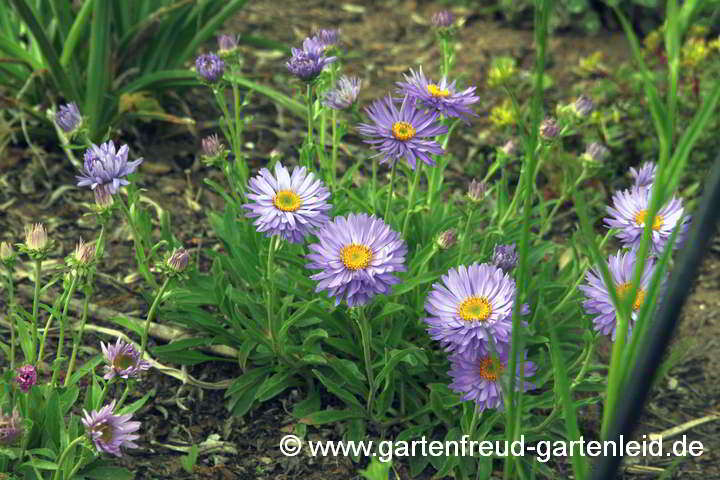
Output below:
[604,186,690,255]
[323,75,362,110]
[24,223,49,252]
[539,117,559,139]
[73,238,96,265]
[448,350,536,411]
[101,338,151,380]
[467,179,486,203]
[306,213,407,307]
[55,102,82,133]
[492,243,518,273]
[1,241,13,263]
[573,95,594,117]
[313,29,339,48]
[167,248,190,273]
[630,161,656,188]
[201,134,226,160]
[396,67,479,123]
[217,34,238,54]
[579,249,659,340]
[286,36,337,81]
[244,162,331,243]
[15,365,37,393]
[437,229,457,250]
[431,10,454,28]
[0,409,23,446]
[501,139,519,156]
[195,53,225,83]
[582,142,609,163]
[76,141,143,194]
[82,400,140,457]
[356,95,448,170]
[424,263,529,355]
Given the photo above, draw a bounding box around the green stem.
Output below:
[401,163,423,237]
[50,274,80,385]
[383,161,398,221]
[356,309,375,417]
[115,382,132,410]
[265,236,279,354]
[306,83,314,168]
[457,209,475,264]
[4,265,16,370]
[52,436,86,480]
[65,280,93,387]
[139,278,171,360]
[117,195,157,289]
[331,108,338,188]
[31,259,42,365]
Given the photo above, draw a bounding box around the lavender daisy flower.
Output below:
[82,400,140,457]
[195,53,225,83]
[396,67,479,123]
[356,95,448,169]
[101,338,151,380]
[55,102,82,133]
[579,249,658,339]
[244,163,331,243]
[629,161,657,188]
[448,350,536,411]
[424,263,529,355]
[431,10,454,28]
[492,243,517,272]
[604,186,689,255]
[76,141,143,194]
[313,29,339,47]
[15,365,37,393]
[323,75,362,110]
[286,37,337,81]
[306,213,407,306]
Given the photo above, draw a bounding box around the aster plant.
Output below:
[244,162,331,243]
[306,213,407,306]
[397,67,479,123]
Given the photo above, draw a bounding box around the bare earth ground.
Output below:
[1,0,719,478]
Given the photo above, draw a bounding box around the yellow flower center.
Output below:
[273,190,302,212]
[633,210,664,230]
[391,121,416,141]
[615,282,646,311]
[478,356,505,382]
[113,353,134,371]
[458,296,493,322]
[427,84,450,98]
[341,244,373,270]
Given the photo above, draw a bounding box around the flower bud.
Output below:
[0,241,12,262]
[436,229,457,250]
[74,238,96,265]
[195,53,225,83]
[573,95,593,117]
[501,139,518,156]
[15,365,37,393]
[467,179,486,203]
[201,134,227,163]
[217,34,238,54]
[55,102,82,134]
[539,117,559,139]
[167,248,189,273]
[492,243,518,272]
[24,223,48,252]
[431,10,454,28]
[583,142,609,163]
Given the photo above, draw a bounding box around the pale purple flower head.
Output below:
[323,75,362,110]
[578,249,659,340]
[101,338,151,380]
[195,53,225,83]
[448,349,536,411]
[82,401,140,457]
[467,179,486,203]
[396,67,479,123]
[167,248,190,273]
[286,37,337,81]
[583,142,610,163]
[306,213,407,307]
[313,29,339,48]
[630,161,657,188]
[15,365,37,393]
[217,34,238,53]
[76,141,143,194]
[55,102,82,133]
[431,10,454,28]
[492,243,518,272]
[424,263,530,355]
[356,95,448,169]
[573,95,594,117]
[540,117,559,139]
[604,186,690,255]
[244,163,331,243]
[436,229,457,250]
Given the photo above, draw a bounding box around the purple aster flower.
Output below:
[76,141,143,194]
[629,161,657,188]
[323,75,362,110]
[82,400,140,457]
[286,37,337,81]
[579,249,659,340]
[0,409,23,446]
[15,365,37,393]
[195,53,225,83]
[448,349,536,411]
[306,213,407,307]
[396,67,479,123]
[424,263,529,355]
[55,102,82,133]
[492,243,518,272]
[313,29,339,47]
[604,186,690,255]
[431,10,455,28]
[101,338,151,380]
[244,162,331,243]
[356,95,448,169]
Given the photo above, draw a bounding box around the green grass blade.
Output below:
[118,69,200,94]
[225,73,306,118]
[59,0,94,68]
[85,0,111,140]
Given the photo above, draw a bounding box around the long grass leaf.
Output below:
[59,0,94,68]
[85,0,111,140]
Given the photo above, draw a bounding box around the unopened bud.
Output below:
[492,243,518,272]
[573,95,593,117]
[431,10,454,28]
[436,230,457,249]
[167,248,190,273]
[74,238,95,265]
[501,139,518,156]
[583,142,609,163]
[467,179,486,203]
[539,117,559,139]
[0,241,12,262]
[24,224,48,252]
[15,365,37,393]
